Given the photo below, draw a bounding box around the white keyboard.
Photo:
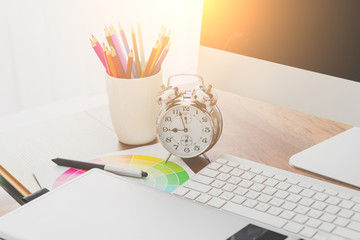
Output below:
[173,154,360,240]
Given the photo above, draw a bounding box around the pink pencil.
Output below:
[152,42,170,74]
[110,26,127,70]
[90,36,108,72]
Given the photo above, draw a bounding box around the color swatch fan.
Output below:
[53,155,190,193]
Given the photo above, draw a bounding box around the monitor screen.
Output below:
[201,0,360,83]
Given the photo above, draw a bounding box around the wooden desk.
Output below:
[0,90,354,216]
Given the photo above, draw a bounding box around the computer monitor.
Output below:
[198,0,360,126]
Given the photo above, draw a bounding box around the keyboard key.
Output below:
[229,168,243,177]
[338,209,354,218]
[264,178,279,187]
[239,180,253,188]
[300,227,317,238]
[298,181,312,189]
[273,174,287,181]
[283,221,303,233]
[288,185,303,194]
[238,164,250,171]
[245,190,260,200]
[257,194,272,203]
[218,165,233,173]
[261,171,274,178]
[234,187,248,196]
[207,162,222,170]
[348,221,360,232]
[320,213,336,223]
[243,199,258,208]
[334,217,350,227]
[353,203,360,212]
[200,168,219,178]
[216,173,231,181]
[222,183,237,192]
[195,194,212,204]
[184,180,211,193]
[173,187,189,196]
[324,205,340,215]
[210,180,226,189]
[338,193,351,200]
[207,197,226,208]
[326,196,341,206]
[274,190,289,199]
[281,201,296,211]
[312,201,327,211]
[215,158,228,164]
[311,185,325,192]
[293,214,309,224]
[280,210,295,220]
[319,222,335,232]
[307,209,323,219]
[222,202,287,228]
[333,227,360,240]
[241,172,255,180]
[269,198,284,207]
[208,188,223,197]
[226,161,239,168]
[255,203,270,212]
[231,196,246,205]
[250,183,265,192]
[184,190,200,200]
[352,196,360,203]
[285,178,299,185]
[193,174,214,185]
[306,219,322,228]
[352,213,360,222]
[219,192,235,201]
[299,197,314,207]
[324,189,338,196]
[228,176,241,185]
[267,206,282,216]
[276,182,290,191]
[338,200,354,209]
[286,194,302,203]
[313,193,328,202]
[253,175,266,184]
[262,186,277,196]
[294,205,310,215]
[249,168,262,174]
[300,189,315,198]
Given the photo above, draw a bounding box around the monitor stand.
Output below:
[289,127,360,188]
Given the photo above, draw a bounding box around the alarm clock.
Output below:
[156,74,223,162]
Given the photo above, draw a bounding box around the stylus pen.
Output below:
[52,158,148,178]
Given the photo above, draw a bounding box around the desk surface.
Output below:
[0,90,353,216]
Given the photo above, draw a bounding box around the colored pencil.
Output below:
[141,41,159,78]
[126,50,134,78]
[131,27,142,77]
[103,43,111,75]
[111,47,123,78]
[106,27,125,76]
[152,42,170,74]
[90,36,108,72]
[110,25,127,70]
[119,23,130,55]
[137,23,146,70]
[0,165,31,198]
[105,47,117,77]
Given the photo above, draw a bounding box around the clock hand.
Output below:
[179,112,186,129]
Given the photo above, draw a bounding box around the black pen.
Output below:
[52,158,148,178]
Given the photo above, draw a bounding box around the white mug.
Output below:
[105,71,162,145]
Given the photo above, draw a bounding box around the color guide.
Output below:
[53,155,190,193]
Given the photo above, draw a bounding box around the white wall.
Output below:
[0,0,203,116]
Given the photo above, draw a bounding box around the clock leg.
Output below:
[203,153,211,163]
[165,153,172,163]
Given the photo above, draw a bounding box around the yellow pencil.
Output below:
[131,27,142,76]
[141,41,159,78]
[126,50,134,79]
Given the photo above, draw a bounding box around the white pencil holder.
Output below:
[105,71,162,145]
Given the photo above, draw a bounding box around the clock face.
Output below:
[158,105,213,158]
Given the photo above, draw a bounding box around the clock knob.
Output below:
[156,86,179,105]
[192,84,218,106]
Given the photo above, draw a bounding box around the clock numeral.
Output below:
[162,127,168,132]
[183,106,190,111]
[166,137,172,143]
[196,110,199,115]
[173,144,179,150]
[194,145,200,151]
[202,117,208,122]
[165,117,171,122]
[204,127,210,133]
[202,138,208,143]
[172,109,179,115]
[184,148,190,153]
